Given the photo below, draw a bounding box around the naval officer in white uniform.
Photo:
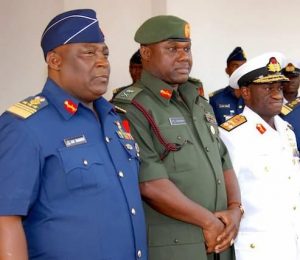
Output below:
[219,52,300,260]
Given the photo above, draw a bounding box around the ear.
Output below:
[46,51,62,71]
[240,86,250,100]
[225,67,229,76]
[140,45,151,62]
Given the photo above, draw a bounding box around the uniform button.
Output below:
[288,176,292,180]
[264,166,269,172]
[177,136,182,140]
[83,160,88,166]
[105,136,110,143]
[131,208,136,215]
[125,143,133,150]
[217,179,221,185]
[118,171,124,178]
[128,158,132,161]
[137,250,142,258]
[174,239,179,243]
[293,206,297,210]
[205,147,209,152]
[250,243,255,249]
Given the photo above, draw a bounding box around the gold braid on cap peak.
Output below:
[253,57,289,84]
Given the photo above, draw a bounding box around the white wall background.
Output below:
[1,0,300,113]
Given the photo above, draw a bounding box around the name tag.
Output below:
[64,135,87,147]
[169,117,186,126]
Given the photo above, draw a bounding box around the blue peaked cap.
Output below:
[41,9,105,59]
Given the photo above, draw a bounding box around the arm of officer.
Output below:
[0,216,28,260]
[213,139,242,252]
[140,178,225,253]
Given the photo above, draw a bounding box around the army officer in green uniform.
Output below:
[112,15,242,260]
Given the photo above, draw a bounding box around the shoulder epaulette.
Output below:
[113,86,143,104]
[6,96,48,119]
[114,105,127,114]
[281,98,300,116]
[220,114,247,131]
[209,88,223,98]
[188,77,203,86]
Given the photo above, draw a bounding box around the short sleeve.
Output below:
[0,114,41,215]
[124,106,169,182]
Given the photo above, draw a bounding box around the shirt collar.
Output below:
[140,71,176,106]
[42,78,115,120]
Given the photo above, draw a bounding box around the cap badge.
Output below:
[160,89,172,99]
[64,100,77,114]
[256,123,266,134]
[267,57,281,73]
[184,23,191,38]
[285,63,296,73]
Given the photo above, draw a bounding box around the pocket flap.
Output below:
[58,144,104,173]
[148,223,204,246]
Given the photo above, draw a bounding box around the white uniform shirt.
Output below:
[220,106,300,260]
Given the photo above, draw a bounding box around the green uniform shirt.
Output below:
[113,71,235,260]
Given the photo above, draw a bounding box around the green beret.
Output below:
[134,15,191,44]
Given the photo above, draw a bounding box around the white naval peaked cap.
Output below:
[229,52,289,89]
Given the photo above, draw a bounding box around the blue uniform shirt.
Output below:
[0,79,147,260]
[281,104,300,152]
[209,86,244,125]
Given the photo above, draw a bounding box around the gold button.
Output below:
[83,160,88,166]
[250,243,255,249]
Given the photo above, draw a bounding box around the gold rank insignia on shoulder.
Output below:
[6,96,48,119]
[281,98,300,116]
[220,115,247,131]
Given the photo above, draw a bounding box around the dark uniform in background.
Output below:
[0,9,147,260]
[209,47,247,125]
[112,15,242,260]
[280,60,300,151]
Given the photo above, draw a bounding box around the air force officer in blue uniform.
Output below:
[0,9,147,260]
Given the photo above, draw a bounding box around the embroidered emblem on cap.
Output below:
[184,23,190,38]
[267,57,281,73]
[160,89,172,99]
[256,123,266,134]
[285,63,296,73]
[64,100,78,114]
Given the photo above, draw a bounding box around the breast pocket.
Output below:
[159,126,198,173]
[58,144,108,194]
